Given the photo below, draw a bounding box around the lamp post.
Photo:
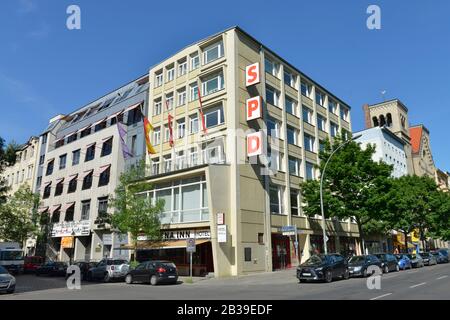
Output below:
[320,134,362,255]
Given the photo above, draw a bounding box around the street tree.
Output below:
[107,160,164,261]
[0,184,41,246]
[426,189,450,242]
[301,135,393,254]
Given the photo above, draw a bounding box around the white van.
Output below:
[0,242,24,275]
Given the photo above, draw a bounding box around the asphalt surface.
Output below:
[1,262,449,300]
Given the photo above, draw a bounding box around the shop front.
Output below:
[51,220,91,262]
[309,234,336,255]
[271,234,291,270]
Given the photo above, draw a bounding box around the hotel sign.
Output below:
[162,229,211,241]
[51,220,91,238]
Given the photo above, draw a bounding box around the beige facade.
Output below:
[141,27,360,277]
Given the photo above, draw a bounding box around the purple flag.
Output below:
[117,121,133,159]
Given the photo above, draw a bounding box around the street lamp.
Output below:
[320,134,362,255]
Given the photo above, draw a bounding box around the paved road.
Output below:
[1,263,449,300]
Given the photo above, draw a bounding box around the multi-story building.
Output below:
[130,26,360,277]
[37,75,149,262]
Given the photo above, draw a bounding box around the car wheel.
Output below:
[103,273,110,283]
[150,275,158,286]
[343,269,350,280]
[384,265,389,274]
[6,289,15,294]
[299,279,306,283]
[125,274,133,284]
[363,269,368,278]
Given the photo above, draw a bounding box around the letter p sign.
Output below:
[247,131,263,157]
[246,63,260,87]
[246,96,262,121]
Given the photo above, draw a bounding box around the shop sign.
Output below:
[245,62,260,87]
[61,236,74,249]
[217,212,225,225]
[280,225,297,236]
[246,96,262,121]
[162,229,211,241]
[217,225,227,243]
[51,220,90,238]
[247,131,263,157]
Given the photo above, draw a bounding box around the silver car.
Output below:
[419,252,437,266]
[0,266,16,294]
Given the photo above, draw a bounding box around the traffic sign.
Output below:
[186,238,196,253]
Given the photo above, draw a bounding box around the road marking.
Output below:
[437,275,448,280]
[409,282,426,288]
[370,293,392,300]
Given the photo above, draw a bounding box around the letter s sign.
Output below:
[246,63,260,87]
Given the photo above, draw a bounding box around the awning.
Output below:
[81,169,94,179]
[76,125,90,133]
[61,202,75,212]
[123,102,142,113]
[68,173,78,180]
[46,158,55,163]
[118,239,210,250]
[49,204,61,214]
[102,135,113,141]
[38,207,49,213]
[92,117,107,127]
[107,111,124,120]
[86,142,96,149]
[43,181,52,188]
[55,178,64,184]
[98,164,111,174]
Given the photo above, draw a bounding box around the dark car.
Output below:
[431,251,449,264]
[435,249,449,262]
[406,253,424,268]
[35,261,68,277]
[296,254,349,283]
[348,255,382,277]
[23,256,44,274]
[0,266,15,294]
[125,260,178,286]
[66,261,97,281]
[419,252,437,266]
[374,253,399,273]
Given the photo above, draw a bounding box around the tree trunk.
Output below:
[404,231,408,253]
[356,219,365,254]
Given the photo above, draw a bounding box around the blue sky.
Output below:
[1,0,449,170]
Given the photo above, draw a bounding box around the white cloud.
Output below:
[17,0,37,14]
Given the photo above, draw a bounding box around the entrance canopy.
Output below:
[117,239,210,250]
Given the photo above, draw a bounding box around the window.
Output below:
[97,197,108,218]
[100,138,113,157]
[317,115,326,132]
[81,200,90,221]
[302,105,313,124]
[59,154,67,170]
[153,127,161,145]
[269,184,285,214]
[95,120,107,132]
[80,127,91,138]
[163,155,172,173]
[43,183,51,199]
[131,135,137,156]
[98,97,115,112]
[287,126,298,145]
[258,233,264,245]
[165,92,174,110]
[27,165,33,179]
[285,96,297,116]
[291,189,300,216]
[189,82,199,101]
[36,176,42,190]
[328,99,337,114]
[41,134,48,145]
[151,159,159,175]
[98,166,111,187]
[46,159,54,176]
[68,176,77,193]
[330,122,339,137]
[177,88,186,106]
[189,147,198,166]
[284,70,296,87]
[178,59,187,76]
[288,157,300,176]
[20,169,24,183]
[301,81,312,98]
[202,72,224,96]
[175,151,186,170]
[340,107,349,121]
[190,53,200,70]
[55,139,64,149]
[306,162,315,180]
[65,205,74,222]
[304,134,315,152]
[267,118,280,138]
[115,88,132,103]
[177,119,186,139]
[85,144,95,162]
[264,58,279,77]
[72,149,80,166]
[244,248,252,262]
[67,133,77,144]
[190,115,199,134]
[315,90,325,106]
[204,104,225,128]
[266,86,279,107]
[155,70,163,87]
[55,180,64,196]
[51,209,60,224]
[127,107,142,125]
[164,124,170,142]
[82,171,93,190]
[15,171,19,184]
[203,41,223,64]
[154,98,162,116]
[39,155,45,165]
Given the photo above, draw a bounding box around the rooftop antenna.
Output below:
[381,90,387,101]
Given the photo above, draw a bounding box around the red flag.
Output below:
[197,87,207,134]
[168,114,174,147]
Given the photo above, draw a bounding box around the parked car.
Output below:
[406,253,424,268]
[87,259,129,282]
[347,255,382,277]
[431,251,449,264]
[65,261,97,281]
[0,266,15,294]
[125,260,178,285]
[395,254,412,270]
[23,256,44,274]
[35,261,68,277]
[374,253,400,273]
[436,249,449,262]
[419,252,437,266]
[297,254,349,283]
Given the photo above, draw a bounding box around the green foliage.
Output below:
[108,160,163,260]
[0,184,41,245]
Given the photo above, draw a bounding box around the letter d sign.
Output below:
[246,63,260,87]
[247,131,263,157]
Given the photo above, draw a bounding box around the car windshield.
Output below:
[349,256,366,263]
[161,262,176,268]
[0,250,24,261]
[107,260,127,265]
[303,255,324,265]
[0,266,8,274]
[407,254,416,259]
[420,253,430,257]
